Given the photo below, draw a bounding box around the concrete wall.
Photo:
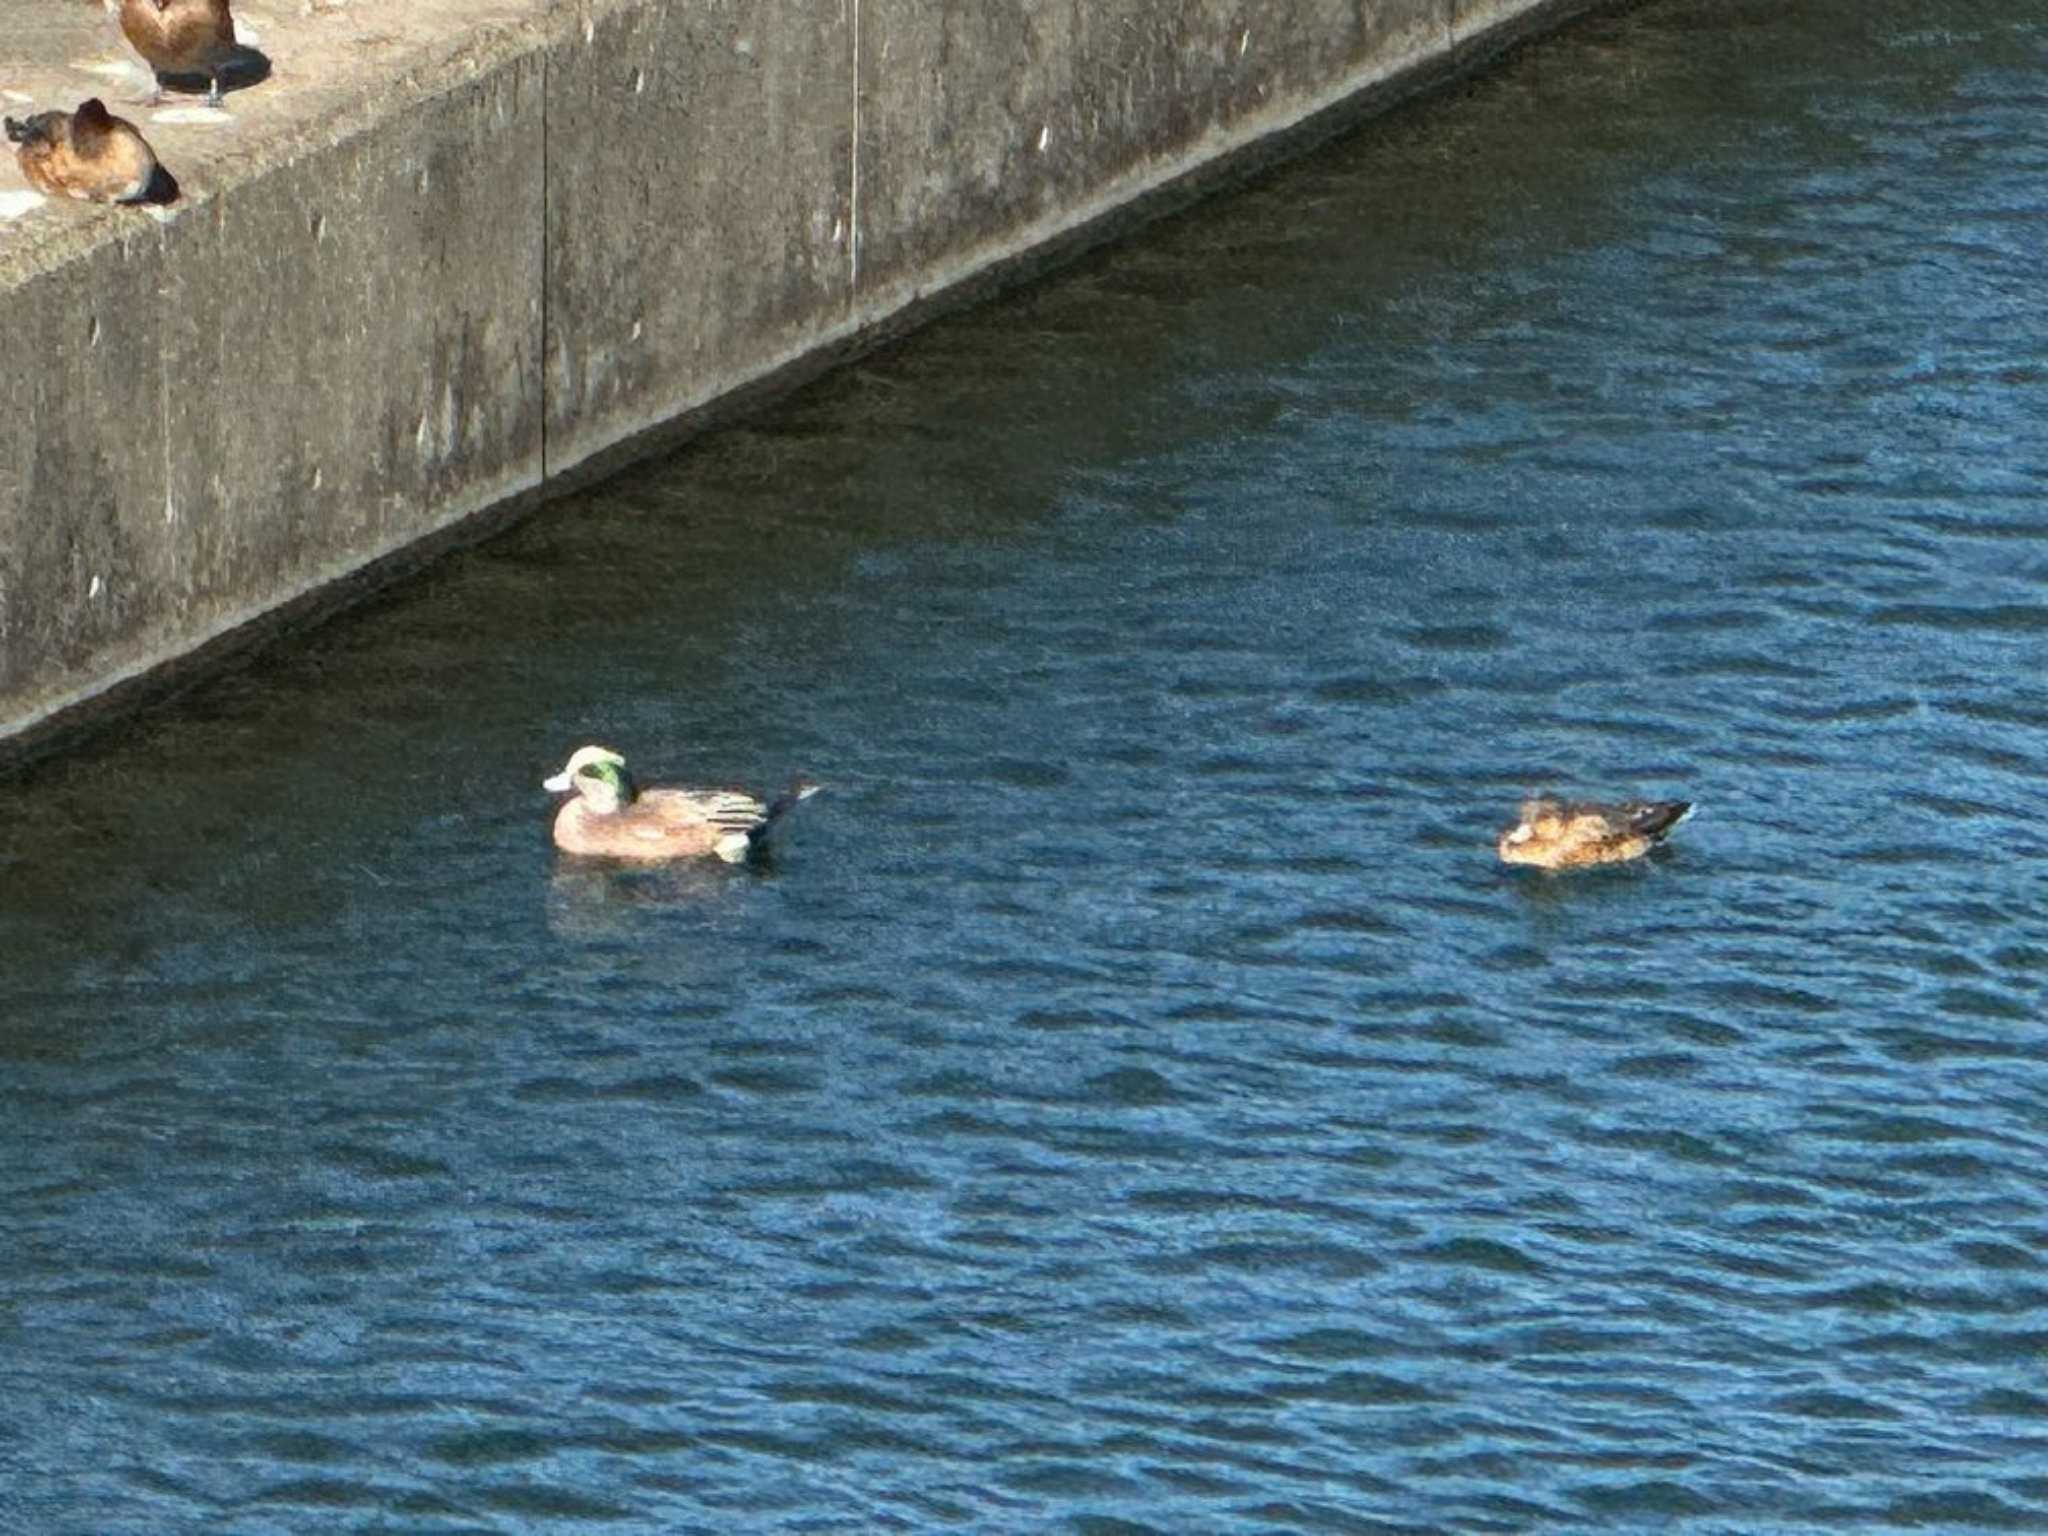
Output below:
[0,0,1617,754]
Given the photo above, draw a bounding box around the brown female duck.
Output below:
[1497,797,1694,871]
[120,0,268,108]
[4,99,174,205]
[543,745,819,863]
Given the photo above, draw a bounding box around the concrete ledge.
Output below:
[0,0,1624,759]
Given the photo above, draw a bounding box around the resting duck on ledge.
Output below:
[4,99,175,205]
[1497,797,1694,871]
[543,745,819,862]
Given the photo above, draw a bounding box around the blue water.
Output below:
[5,1,2048,1530]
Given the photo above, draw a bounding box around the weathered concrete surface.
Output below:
[543,0,856,474]
[852,1,1449,302]
[0,2,552,746]
[0,0,1627,754]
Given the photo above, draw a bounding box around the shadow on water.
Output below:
[541,845,811,939]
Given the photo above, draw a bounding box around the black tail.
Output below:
[762,781,822,827]
[1628,800,1695,842]
[161,44,272,98]
[217,44,271,82]
[199,44,271,92]
[141,162,181,206]
[737,782,820,863]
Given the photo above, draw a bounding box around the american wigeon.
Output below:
[120,0,268,108]
[543,745,819,863]
[5,99,174,205]
[1497,797,1694,871]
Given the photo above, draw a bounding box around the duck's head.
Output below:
[1497,798,1562,863]
[544,745,637,814]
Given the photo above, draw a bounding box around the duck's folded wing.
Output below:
[1565,810,1620,843]
[648,788,770,832]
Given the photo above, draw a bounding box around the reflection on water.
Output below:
[544,858,789,942]
[6,0,2048,1529]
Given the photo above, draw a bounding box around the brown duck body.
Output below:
[5,100,166,204]
[552,787,779,862]
[121,0,236,72]
[544,746,819,863]
[120,0,264,103]
[1497,798,1694,871]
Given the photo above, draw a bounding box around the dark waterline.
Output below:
[6,1,2048,1529]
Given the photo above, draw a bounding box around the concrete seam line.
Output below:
[158,219,175,563]
[850,0,862,294]
[541,23,552,482]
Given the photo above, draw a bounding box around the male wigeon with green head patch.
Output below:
[543,744,820,863]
